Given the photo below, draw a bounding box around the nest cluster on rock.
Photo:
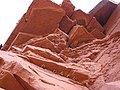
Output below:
[0,0,120,90]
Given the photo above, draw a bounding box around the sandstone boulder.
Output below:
[25,0,62,19]
[68,25,95,48]
[61,0,75,17]
[104,3,120,35]
[2,0,65,50]
[27,37,58,53]
[22,45,65,63]
[89,0,117,26]
[8,32,37,50]
[22,8,64,35]
[54,28,69,41]
[71,9,92,27]
[91,29,105,39]
[59,15,76,34]
[87,17,104,32]
[12,28,69,53]
[0,69,24,90]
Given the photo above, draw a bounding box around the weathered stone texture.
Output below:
[59,15,76,34]
[71,9,92,27]
[61,0,75,17]
[2,0,65,50]
[87,17,104,32]
[68,25,95,48]
[89,0,117,26]
[1,0,120,90]
[104,3,120,35]
[91,29,105,39]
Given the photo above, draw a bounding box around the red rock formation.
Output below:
[87,17,104,32]
[59,15,76,34]
[61,0,75,17]
[104,3,120,35]
[25,0,59,19]
[1,0,120,90]
[0,70,24,90]
[89,0,117,26]
[68,25,95,48]
[2,0,65,50]
[71,9,92,27]
[8,32,37,50]
[91,29,105,39]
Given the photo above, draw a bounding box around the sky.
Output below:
[0,0,120,45]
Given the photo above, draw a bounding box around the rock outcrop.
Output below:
[61,0,75,17]
[104,3,120,35]
[2,0,65,50]
[1,0,120,90]
[89,0,117,26]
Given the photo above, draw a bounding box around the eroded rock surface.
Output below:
[89,0,117,26]
[1,0,120,90]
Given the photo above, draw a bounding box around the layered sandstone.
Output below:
[0,0,120,90]
[89,0,117,26]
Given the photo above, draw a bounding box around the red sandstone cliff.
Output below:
[0,0,120,90]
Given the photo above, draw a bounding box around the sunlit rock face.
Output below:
[0,0,120,90]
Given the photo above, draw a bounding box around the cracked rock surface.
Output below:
[0,0,120,90]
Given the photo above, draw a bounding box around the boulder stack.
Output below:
[1,0,120,90]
